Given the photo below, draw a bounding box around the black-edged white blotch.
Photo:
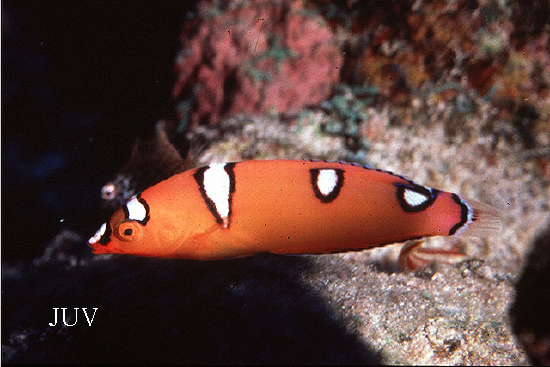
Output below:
[394,183,439,212]
[193,162,236,228]
[123,195,150,225]
[310,168,345,203]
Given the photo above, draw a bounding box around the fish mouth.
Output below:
[89,242,116,254]
[90,245,103,254]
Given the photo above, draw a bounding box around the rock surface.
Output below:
[4,109,547,364]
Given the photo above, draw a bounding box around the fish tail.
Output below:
[455,197,503,237]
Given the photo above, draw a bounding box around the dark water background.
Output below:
[2,2,193,261]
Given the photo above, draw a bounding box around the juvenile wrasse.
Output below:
[89,160,501,261]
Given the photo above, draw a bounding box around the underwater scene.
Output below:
[2,1,549,364]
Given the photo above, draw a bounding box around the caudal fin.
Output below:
[455,197,503,237]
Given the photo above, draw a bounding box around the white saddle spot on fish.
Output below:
[317,169,339,196]
[203,163,230,227]
[126,196,147,222]
[403,188,429,207]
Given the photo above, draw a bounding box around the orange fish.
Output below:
[89,160,501,262]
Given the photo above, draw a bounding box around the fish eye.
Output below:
[117,221,143,242]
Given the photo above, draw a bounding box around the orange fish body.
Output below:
[89,160,500,260]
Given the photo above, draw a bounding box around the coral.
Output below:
[353,0,505,101]
[172,0,342,127]
[312,0,549,127]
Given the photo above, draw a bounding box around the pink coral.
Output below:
[173,0,342,126]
